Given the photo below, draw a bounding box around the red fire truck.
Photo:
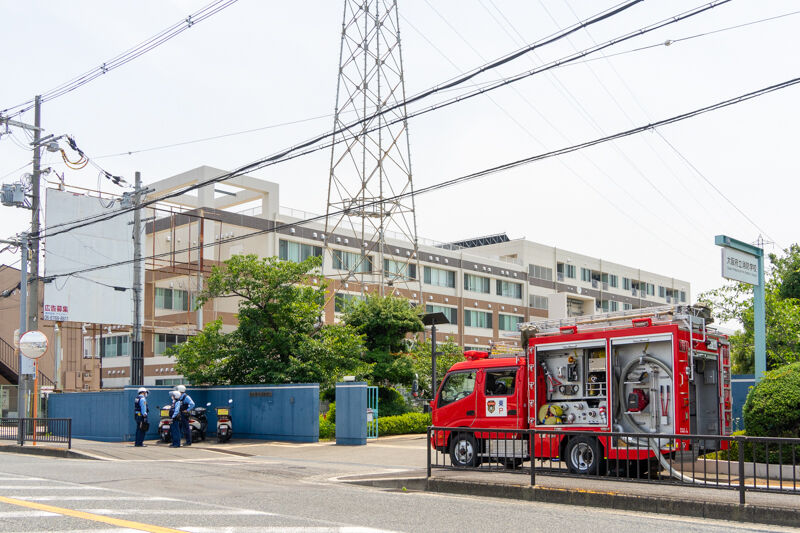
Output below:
[431,305,732,475]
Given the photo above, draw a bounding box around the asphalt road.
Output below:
[0,450,795,533]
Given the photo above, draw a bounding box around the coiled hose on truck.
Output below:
[616,355,703,483]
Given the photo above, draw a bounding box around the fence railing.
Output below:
[427,426,800,505]
[0,418,72,449]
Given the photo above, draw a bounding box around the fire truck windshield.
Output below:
[439,371,476,407]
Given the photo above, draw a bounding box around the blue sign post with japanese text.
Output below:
[715,235,766,382]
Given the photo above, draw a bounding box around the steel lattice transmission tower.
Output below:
[324,0,421,300]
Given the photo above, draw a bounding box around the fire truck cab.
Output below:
[431,305,732,475]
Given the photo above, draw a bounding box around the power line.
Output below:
[31,0,731,242]
[0,0,239,118]
[41,74,800,281]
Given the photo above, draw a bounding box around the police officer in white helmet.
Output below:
[175,385,195,446]
[133,387,149,447]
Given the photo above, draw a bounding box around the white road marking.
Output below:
[185,528,399,533]
[0,485,108,490]
[0,511,59,518]
[13,495,179,502]
[77,508,272,516]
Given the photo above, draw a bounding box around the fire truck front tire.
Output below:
[564,436,604,475]
[450,433,481,467]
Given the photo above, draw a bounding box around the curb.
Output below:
[0,444,100,460]
[343,476,800,528]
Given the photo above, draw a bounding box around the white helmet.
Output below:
[137,387,148,394]
[176,385,186,393]
[170,390,181,399]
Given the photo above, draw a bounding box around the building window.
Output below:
[155,378,186,386]
[279,240,321,262]
[623,303,632,311]
[609,274,618,288]
[464,309,492,329]
[581,268,591,282]
[423,266,455,288]
[154,334,189,356]
[622,277,631,290]
[557,263,576,279]
[658,286,666,298]
[334,293,364,313]
[155,288,189,311]
[680,290,687,303]
[425,304,457,325]
[529,264,552,281]
[384,259,416,280]
[464,274,490,294]
[332,250,372,272]
[530,295,548,310]
[496,280,522,299]
[610,301,619,312]
[498,314,522,332]
[646,283,655,296]
[101,335,131,358]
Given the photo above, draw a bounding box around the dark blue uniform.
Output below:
[170,398,183,447]
[178,393,195,445]
[134,393,148,446]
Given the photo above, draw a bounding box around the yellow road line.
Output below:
[0,495,185,533]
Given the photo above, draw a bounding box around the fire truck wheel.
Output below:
[449,433,480,467]
[565,436,604,475]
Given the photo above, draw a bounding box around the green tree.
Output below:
[409,337,465,398]
[342,294,423,352]
[169,254,366,392]
[699,244,800,373]
[341,295,424,387]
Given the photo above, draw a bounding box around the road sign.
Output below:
[715,235,765,382]
[721,247,759,285]
[19,330,48,359]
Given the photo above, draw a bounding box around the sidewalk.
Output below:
[2,434,799,527]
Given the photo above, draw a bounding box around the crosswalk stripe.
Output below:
[77,508,271,516]
[0,511,59,518]
[0,495,184,533]
[13,495,179,502]
[183,526,392,533]
[0,485,108,490]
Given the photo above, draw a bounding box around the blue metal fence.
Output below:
[367,385,378,439]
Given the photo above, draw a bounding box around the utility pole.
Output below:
[131,171,143,386]
[18,235,28,430]
[28,96,41,334]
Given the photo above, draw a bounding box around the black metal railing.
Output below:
[0,418,71,449]
[427,426,800,504]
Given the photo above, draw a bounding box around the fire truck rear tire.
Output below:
[449,433,481,467]
[565,436,604,475]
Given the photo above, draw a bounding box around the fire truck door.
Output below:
[478,367,522,430]
[434,369,478,428]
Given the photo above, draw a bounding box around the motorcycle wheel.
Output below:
[161,432,170,443]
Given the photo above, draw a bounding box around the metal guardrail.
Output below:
[427,426,800,505]
[0,418,72,449]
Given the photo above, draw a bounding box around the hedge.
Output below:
[317,411,430,440]
[743,361,800,438]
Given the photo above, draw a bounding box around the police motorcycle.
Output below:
[157,404,174,443]
[187,406,208,442]
[208,399,233,443]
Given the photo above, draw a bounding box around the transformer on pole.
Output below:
[324,0,421,301]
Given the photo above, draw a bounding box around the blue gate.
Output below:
[367,386,378,439]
